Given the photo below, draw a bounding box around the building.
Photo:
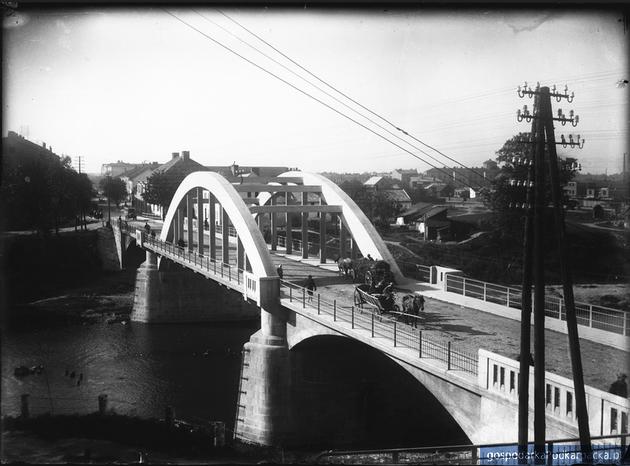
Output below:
[120,162,160,204]
[101,161,140,177]
[390,169,418,187]
[381,188,413,212]
[396,202,451,241]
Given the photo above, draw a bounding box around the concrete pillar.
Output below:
[187,192,194,252]
[301,192,308,259]
[20,394,29,418]
[339,215,347,258]
[235,278,291,446]
[209,193,216,260]
[319,212,326,264]
[286,213,293,255]
[98,394,108,415]
[237,237,245,271]
[270,195,277,251]
[197,187,204,255]
[222,208,230,265]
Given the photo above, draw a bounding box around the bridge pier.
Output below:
[235,280,292,446]
[131,252,259,323]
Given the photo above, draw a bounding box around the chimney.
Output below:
[182,151,190,161]
[172,152,179,159]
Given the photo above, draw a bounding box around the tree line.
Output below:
[1,153,95,234]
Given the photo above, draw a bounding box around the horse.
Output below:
[335,257,354,279]
[401,294,425,328]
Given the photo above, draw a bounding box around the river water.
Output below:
[2,318,259,432]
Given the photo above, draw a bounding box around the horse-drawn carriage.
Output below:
[353,260,399,314]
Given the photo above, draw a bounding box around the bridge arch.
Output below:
[287,334,471,448]
[255,171,403,282]
[160,171,277,278]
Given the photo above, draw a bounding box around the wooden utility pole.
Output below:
[515,82,590,463]
[517,94,537,461]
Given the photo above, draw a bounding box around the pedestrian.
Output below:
[305,275,316,302]
[277,264,283,280]
[367,254,374,261]
[418,294,425,311]
[144,221,151,234]
[150,229,156,238]
[609,373,628,398]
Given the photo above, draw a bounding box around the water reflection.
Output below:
[2,320,259,430]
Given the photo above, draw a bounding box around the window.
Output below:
[554,387,560,411]
[566,392,573,416]
[493,364,498,386]
[611,408,618,432]
[621,412,628,434]
[500,367,505,388]
[510,371,515,392]
[546,384,552,407]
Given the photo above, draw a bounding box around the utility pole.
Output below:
[516,82,590,463]
[75,155,83,174]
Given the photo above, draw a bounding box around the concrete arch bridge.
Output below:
[116,170,629,449]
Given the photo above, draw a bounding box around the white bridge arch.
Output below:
[160,171,277,278]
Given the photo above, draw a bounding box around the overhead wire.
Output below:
[194,8,489,190]
[163,9,485,191]
[214,8,492,187]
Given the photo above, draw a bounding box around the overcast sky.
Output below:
[3,7,628,176]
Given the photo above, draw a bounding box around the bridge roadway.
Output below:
[125,218,626,393]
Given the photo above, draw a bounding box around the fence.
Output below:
[279,280,478,376]
[445,274,629,337]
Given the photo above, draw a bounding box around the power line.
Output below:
[195,9,489,190]
[164,9,484,191]
[214,8,491,187]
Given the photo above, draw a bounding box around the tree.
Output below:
[142,170,179,219]
[99,176,127,207]
[481,132,579,242]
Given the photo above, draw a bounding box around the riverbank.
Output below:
[1,414,319,464]
[5,269,136,330]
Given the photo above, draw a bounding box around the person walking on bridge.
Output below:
[305,275,316,302]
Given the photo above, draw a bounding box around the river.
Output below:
[2,318,259,432]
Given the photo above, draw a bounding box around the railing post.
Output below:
[20,394,29,418]
[623,310,627,337]
[392,451,399,463]
[447,341,452,370]
[318,294,321,315]
[229,266,231,282]
[462,278,466,297]
[333,300,337,321]
[506,287,511,308]
[371,313,374,337]
[393,321,397,347]
[418,330,422,358]
[351,305,354,329]
[559,297,563,320]
[483,282,487,301]
[290,287,292,302]
[303,288,306,308]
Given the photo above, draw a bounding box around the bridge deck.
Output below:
[269,250,627,393]
[125,218,626,393]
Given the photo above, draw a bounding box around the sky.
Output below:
[2,7,628,176]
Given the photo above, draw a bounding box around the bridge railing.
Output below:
[313,433,630,465]
[445,274,629,336]
[279,280,478,376]
[141,233,252,294]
